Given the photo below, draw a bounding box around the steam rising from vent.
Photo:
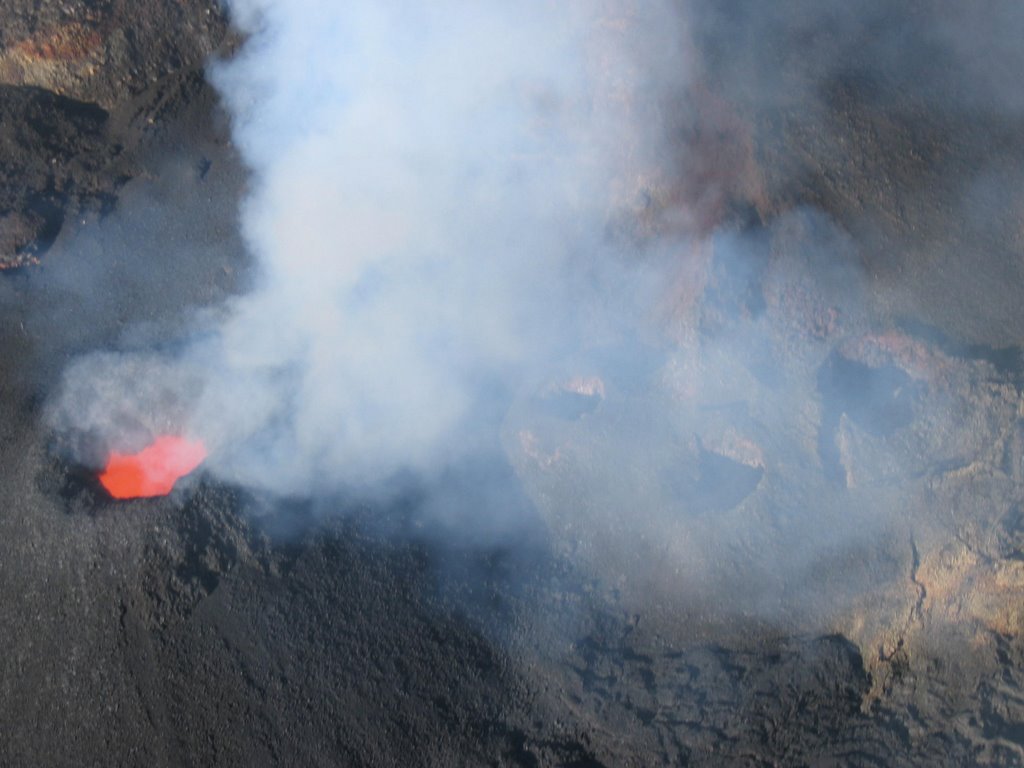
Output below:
[48,1,692,496]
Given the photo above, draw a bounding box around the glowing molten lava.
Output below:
[99,436,207,499]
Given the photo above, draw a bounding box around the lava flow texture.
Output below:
[98,436,207,499]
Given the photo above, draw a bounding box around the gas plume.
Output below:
[49,1,692,496]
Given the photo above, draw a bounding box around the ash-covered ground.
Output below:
[3,2,1024,766]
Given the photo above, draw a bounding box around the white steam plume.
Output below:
[50,1,691,496]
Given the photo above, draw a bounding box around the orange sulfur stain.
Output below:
[99,435,207,499]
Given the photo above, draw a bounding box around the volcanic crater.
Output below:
[2,2,1024,766]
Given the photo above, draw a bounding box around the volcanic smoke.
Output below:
[99,436,207,499]
[49,2,688,503]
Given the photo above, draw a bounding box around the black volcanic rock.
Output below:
[0,85,116,266]
[0,0,230,266]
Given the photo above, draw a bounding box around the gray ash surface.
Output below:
[2,2,1024,766]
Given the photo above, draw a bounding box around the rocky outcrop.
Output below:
[0,0,228,109]
[0,1,229,267]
